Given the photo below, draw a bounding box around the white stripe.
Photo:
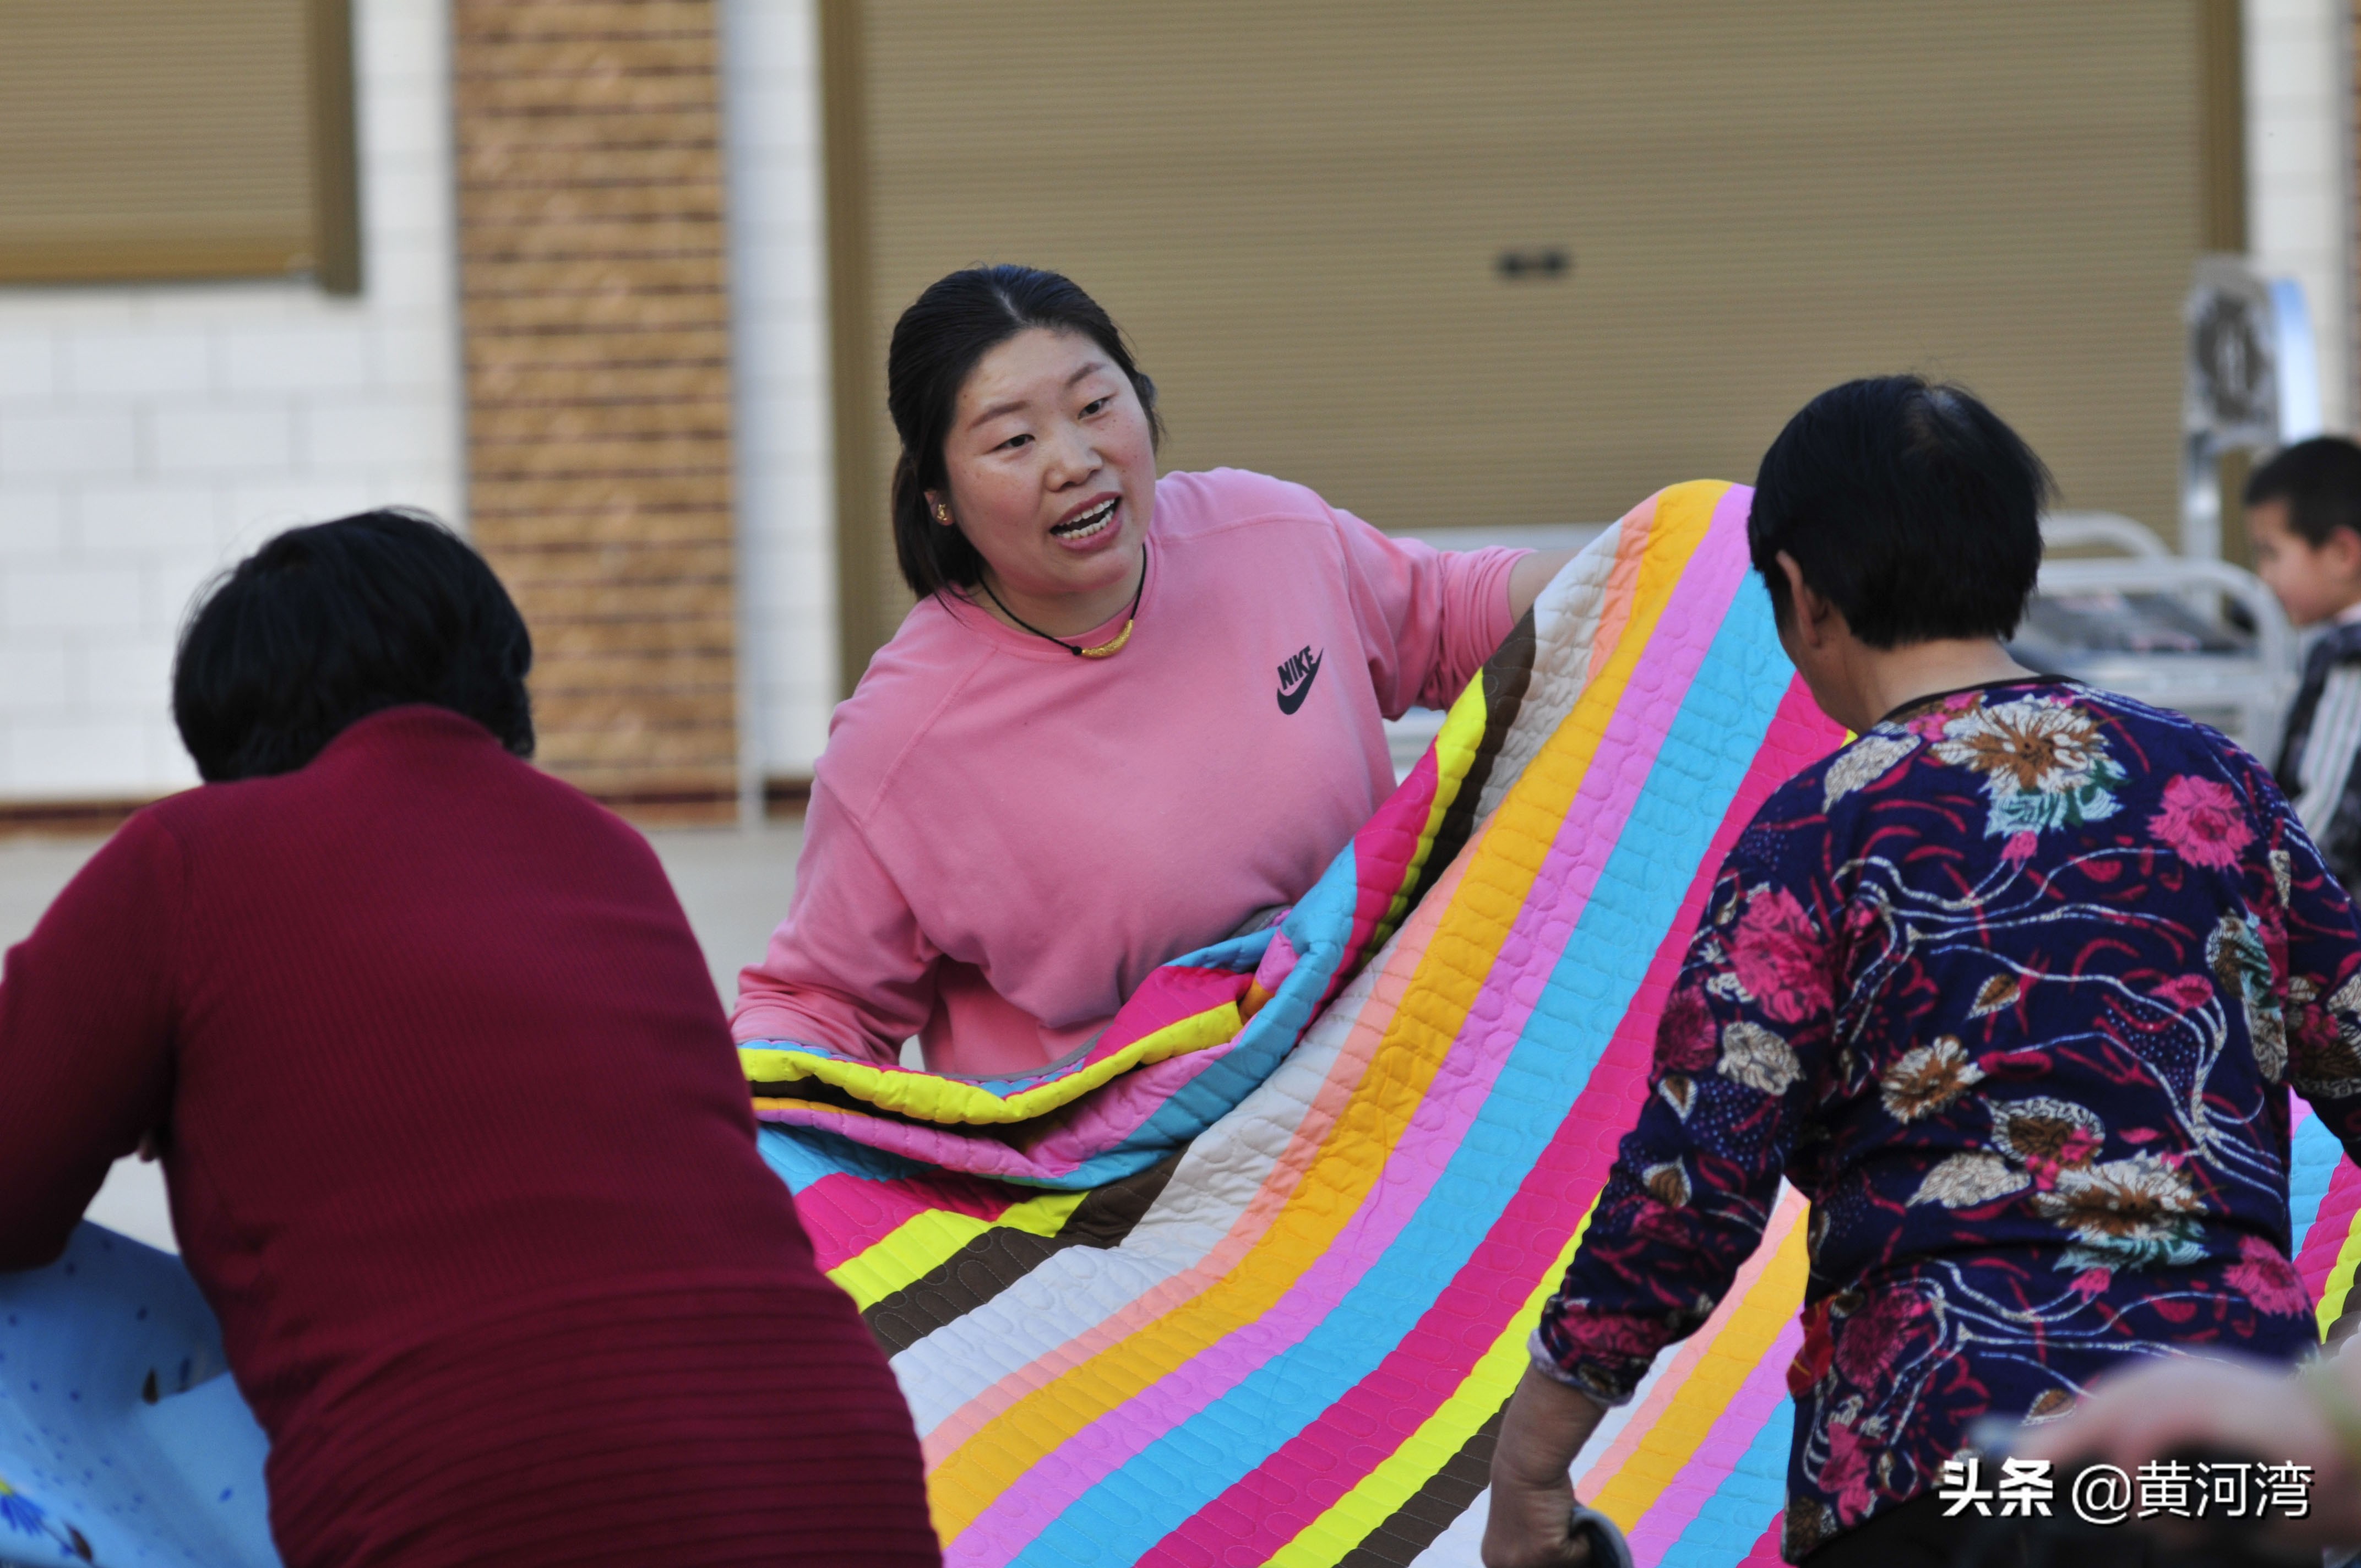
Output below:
[2297,667,2361,836]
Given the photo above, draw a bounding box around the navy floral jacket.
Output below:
[1532,679,2361,1562]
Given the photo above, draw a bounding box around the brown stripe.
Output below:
[1335,1399,1508,1568]
[1397,608,1536,917]
[860,1151,1185,1357]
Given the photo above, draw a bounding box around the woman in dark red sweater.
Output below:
[0,513,938,1566]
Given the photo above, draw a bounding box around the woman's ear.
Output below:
[923,490,953,526]
[1775,552,1831,647]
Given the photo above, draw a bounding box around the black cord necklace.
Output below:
[976,546,1147,658]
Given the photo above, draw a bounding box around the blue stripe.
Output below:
[1656,1394,1793,1568]
[758,1124,933,1193]
[2291,1108,2344,1258]
[1010,576,1796,1565]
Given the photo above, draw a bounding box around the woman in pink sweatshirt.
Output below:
[732,265,1569,1076]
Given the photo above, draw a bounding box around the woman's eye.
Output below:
[995,433,1032,451]
[1081,397,1110,416]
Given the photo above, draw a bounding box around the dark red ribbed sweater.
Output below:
[0,706,939,1566]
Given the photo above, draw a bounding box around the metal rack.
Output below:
[2012,510,2296,758]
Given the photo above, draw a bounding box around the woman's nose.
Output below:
[1043,426,1099,484]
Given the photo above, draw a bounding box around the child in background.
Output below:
[2250,435,2361,893]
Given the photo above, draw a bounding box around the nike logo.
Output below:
[1276,646,1324,714]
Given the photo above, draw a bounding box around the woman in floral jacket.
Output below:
[1483,377,2361,1568]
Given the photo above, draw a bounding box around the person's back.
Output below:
[1483,378,2361,1568]
[1718,678,2349,1526]
[0,514,938,1567]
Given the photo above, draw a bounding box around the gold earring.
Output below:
[932,503,952,524]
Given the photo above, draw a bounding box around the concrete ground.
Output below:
[0,821,807,1256]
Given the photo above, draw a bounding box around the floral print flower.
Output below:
[1988,1097,2104,1186]
[2148,774,2256,870]
[1728,885,1828,1023]
[2221,1234,2312,1317]
[1880,1035,1983,1121]
[1931,695,2124,837]
[2034,1155,2207,1270]
[1833,1289,1932,1391]
[2293,1025,2361,1098]
[1910,1151,2029,1208]
[2209,914,2287,1080]
[1969,975,2021,1018]
[1783,1499,1841,1561]
[1818,1418,1880,1521]
[1823,731,1918,810]
[1719,1020,1802,1096]
[0,1479,41,1538]
[1657,984,1716,1072]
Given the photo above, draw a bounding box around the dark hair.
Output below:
[172,509,534,782]
[2243,435,2361,546]
[886,264,1164,597]
[1749,375,2051,649]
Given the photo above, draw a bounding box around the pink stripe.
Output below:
[2297,1155,2361,1299]
[1738,1516,1787,1565]
[1090,964,1258,1055]
[797,1171,1031,1273]
[1132,679,1838,1567]
[953,493,1764,1564]
[1345,742,1442,956]
[1625,1317,1806,1564]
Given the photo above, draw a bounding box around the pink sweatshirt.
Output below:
[732,469,1526,1077]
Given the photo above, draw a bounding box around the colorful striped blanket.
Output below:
[0,482,2352,1568]
[740,477,2360,1568]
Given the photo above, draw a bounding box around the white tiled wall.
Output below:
[722,0,839,779]
[0,0,462,800]
[2248,0,2355,433]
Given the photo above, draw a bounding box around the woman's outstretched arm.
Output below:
[1508,549,1581,624]
[0,815,179,1268]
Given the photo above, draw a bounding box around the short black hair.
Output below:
[173,509,534,782]
[886,264,1164,598]
[2244,435,2361,547]
[1749,375,2051,649]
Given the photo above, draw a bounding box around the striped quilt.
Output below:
[737,476,2361,1568]
[0,482,2351,1568]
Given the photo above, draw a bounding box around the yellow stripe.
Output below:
[1587,1212,1810,1529]
[924,482,1729,1544]
[1266,1202,1599,1567]
[1373,676,1491,946]
[2319,1206,2361,1336]
[744,1001,1243,1125]
[827,1190,1090,1311]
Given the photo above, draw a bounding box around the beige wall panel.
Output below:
[846,2,2211,664]
[0,0,319,281]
